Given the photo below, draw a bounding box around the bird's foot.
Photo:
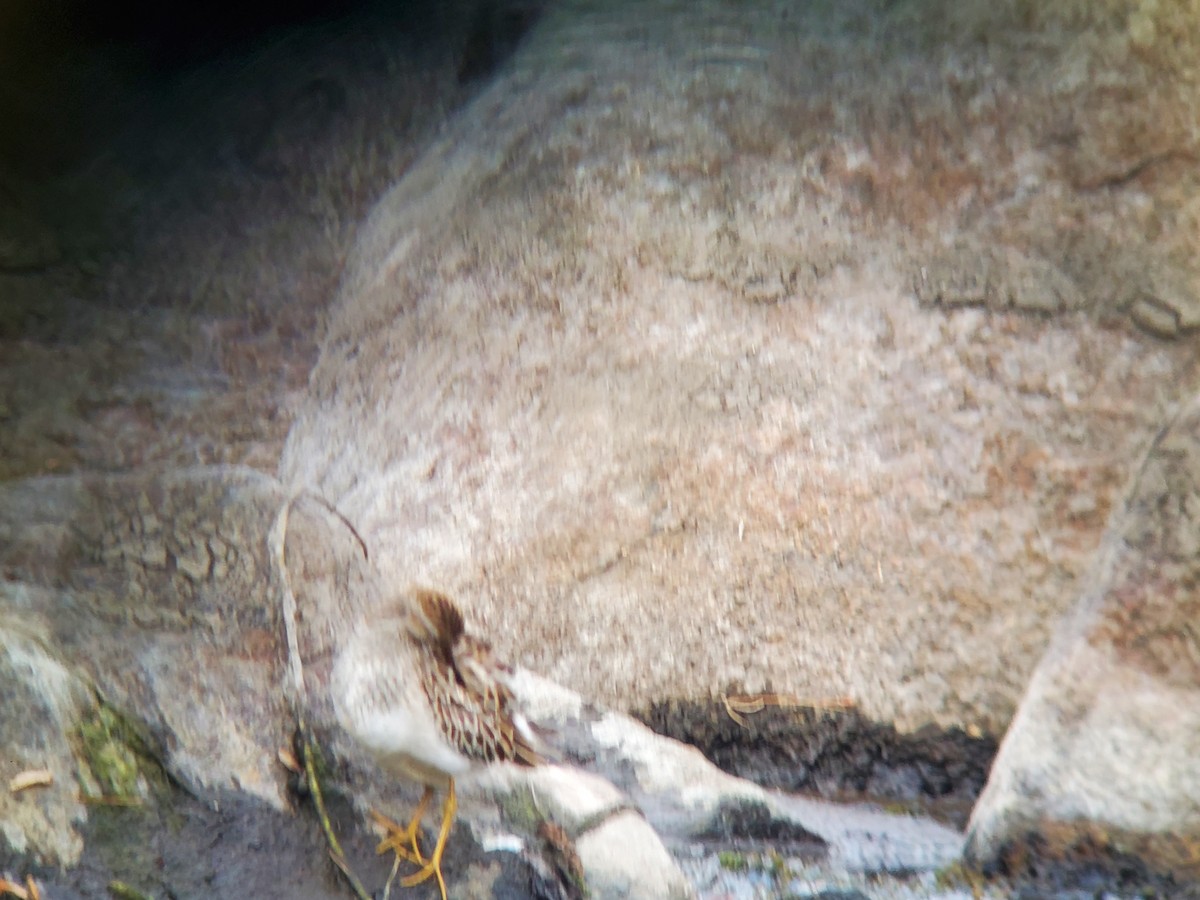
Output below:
[400,780,455,900]
[369,808,425,865]
[399,857,448,900]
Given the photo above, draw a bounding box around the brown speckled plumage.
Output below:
[407,587,543,768]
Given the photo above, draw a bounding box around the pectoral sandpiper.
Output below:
[332,587,546,899]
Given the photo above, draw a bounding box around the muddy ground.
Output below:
[638,700,997,831]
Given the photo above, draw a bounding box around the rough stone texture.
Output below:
[282,0,1197,740]
[0,3,487,483]
[965,391,1200,884]
[0,468,628,897]
[0,467,369,863]
[2,464,958,898]
[574,812,692,900]
[491,761,695,899]
[0,622,93,866]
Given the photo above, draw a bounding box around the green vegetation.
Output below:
[934,859,987,894]
[717,850,750,873]
[108,880,155,900]
[716,849,793,881]
[76,704,152,804]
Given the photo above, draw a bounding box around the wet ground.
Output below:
[639,700,997,831]
[639,703,1196,900]
[8,724,560,900]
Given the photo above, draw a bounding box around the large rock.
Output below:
[966,392,1200,883]
[0,468,362,865]
[281,0,1195,738]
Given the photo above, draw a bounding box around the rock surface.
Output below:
[965,391,1200,885]
[0,464,960,898]
[511,672,963,876]
[0,468,367,865]
[281,0,1196,740]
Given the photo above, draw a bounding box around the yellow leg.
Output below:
[371,786,432,865]
[400,778,455,900]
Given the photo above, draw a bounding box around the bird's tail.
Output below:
[513,712,561,766]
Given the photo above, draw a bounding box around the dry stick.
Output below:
[300,717,372,900]
[296,489,370,563]
[271,495,307,710]
[722,692,856,727]
[272,490,372,900]
[272,488,371,705]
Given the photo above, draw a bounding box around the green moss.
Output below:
[108,880,155,900]
[717,850,750,873]
[934,860,986,893]
[717,849,796,881]
[301,730,331,783]
[497,784,546,834]
[75,703,156,804]
[71,702,188,890]
[767,850,792,881]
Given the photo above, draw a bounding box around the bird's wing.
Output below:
[406,587,545,766]
[417,635,545,766]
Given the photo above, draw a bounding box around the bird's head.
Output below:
[404,587,467,665]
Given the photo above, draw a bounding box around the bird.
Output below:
[331,586,546,899]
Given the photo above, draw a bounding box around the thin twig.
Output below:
[301,720,372,900]
[722,692,856,727]
[297,490,370,562]
[270,495,306,709]
[271,488,373,899]
[271,488,369,712]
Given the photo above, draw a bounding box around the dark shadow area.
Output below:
[0,0,543,482]
[638,698,998,830]
[694,798,827,858]
[0,0,545,279]
[643,699,1200,897]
